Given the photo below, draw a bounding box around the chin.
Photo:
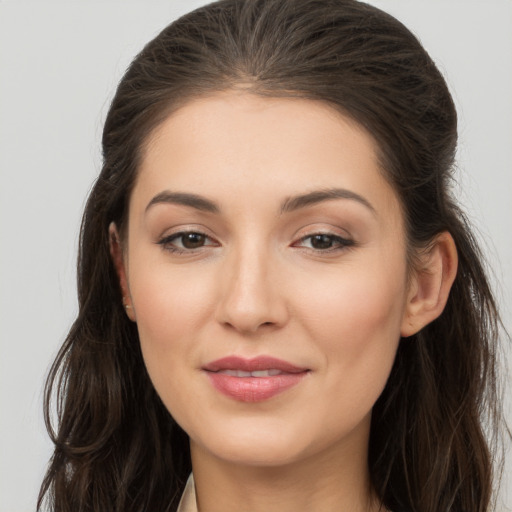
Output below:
[190,420,314,468]
[204,441,306,468]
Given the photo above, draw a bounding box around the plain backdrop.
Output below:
[1,1,511,511]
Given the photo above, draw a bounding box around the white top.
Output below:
[177,474,197,512]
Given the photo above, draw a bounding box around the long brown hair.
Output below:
[38,1,507,511]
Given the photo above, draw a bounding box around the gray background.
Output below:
[1,1,511,510]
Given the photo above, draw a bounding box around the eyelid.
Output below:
[156,223,217,241]
[292,223,352,241]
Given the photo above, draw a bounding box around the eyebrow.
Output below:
[145,187,376,216]
[145,191,220,214]
[280,188,376,215]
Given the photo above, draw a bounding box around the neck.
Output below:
[190,420,384,512]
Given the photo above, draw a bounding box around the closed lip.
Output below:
[202,355,309,374]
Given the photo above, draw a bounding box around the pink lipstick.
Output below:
[203,356,309,402]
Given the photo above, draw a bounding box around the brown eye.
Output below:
[181,232,206,249]
[310,234,336,250]
[294,233,354,252]
[158,231,217,253]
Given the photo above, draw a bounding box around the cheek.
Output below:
[296,261,407,398]
[127,262,216,396]
[130,262,210,340]
[300,259,406,336]
[128,266,217,430]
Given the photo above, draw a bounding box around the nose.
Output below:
[215,244,289,335]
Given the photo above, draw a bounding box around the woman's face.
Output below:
[120,92,413,469]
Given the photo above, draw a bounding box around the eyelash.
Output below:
[158,230,355,255]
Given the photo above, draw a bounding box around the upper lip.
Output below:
[203,356,308,374]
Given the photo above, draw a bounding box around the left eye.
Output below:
[296,233,353,251]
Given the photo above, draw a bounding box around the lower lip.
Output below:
[206,372,308,402]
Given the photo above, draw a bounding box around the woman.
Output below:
[38,1,507,511]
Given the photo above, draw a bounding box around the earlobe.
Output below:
[401,232,458,337]
[108,222,136,322]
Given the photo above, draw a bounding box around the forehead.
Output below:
[132,92,401,223]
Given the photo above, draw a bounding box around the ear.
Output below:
[108,222,136,322]
[401,232,458,337]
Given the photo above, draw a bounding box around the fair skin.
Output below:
[110,91,457,512]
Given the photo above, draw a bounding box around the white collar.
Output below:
[177,474,198,512]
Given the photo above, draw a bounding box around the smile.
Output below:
[203,356,309,402]
[216,369,284,377]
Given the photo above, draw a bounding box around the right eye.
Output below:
[157,231,217,253]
